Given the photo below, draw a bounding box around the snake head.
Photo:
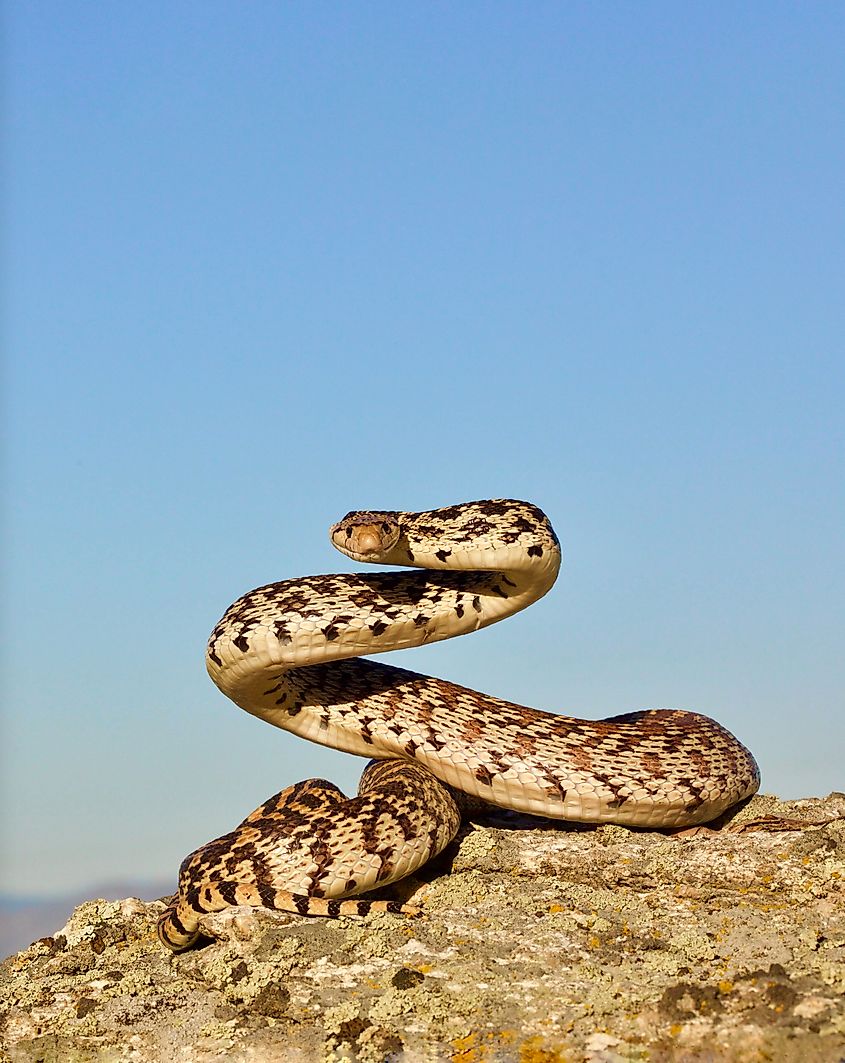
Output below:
[330,510,402,561]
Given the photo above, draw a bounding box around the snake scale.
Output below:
[158,500,760,950]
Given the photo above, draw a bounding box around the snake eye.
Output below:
[381,523,390,532]
[345,528,352,538]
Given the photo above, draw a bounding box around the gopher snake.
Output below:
[158,500,759,950]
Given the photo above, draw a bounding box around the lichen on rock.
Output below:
[1,793,843,1061]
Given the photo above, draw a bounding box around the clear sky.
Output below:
[3,3,843,897]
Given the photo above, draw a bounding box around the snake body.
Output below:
[158,500,759,950]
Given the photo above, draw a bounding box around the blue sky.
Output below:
[3,3,843,896]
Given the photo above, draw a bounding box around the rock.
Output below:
[1,793,843,1062]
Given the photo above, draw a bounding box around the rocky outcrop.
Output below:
[2,793,844,1062]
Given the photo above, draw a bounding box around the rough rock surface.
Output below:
[2,793,844,1063]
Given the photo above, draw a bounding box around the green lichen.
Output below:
[1,793,843,1062]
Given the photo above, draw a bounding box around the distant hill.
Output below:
[0,880,172,959]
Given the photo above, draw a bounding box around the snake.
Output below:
[158,499,760,950]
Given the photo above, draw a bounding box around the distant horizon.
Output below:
[0,877,174,959]
[0,878,175,908]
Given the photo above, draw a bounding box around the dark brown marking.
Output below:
[219,881,238,905]
[376,852,395,882]
[258,882,277,908]
[168,911,189,936]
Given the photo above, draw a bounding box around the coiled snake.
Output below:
[158,500,759,950]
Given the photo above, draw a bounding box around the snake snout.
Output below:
[351,525,383,554]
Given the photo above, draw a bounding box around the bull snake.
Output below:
[158,500,759,950]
